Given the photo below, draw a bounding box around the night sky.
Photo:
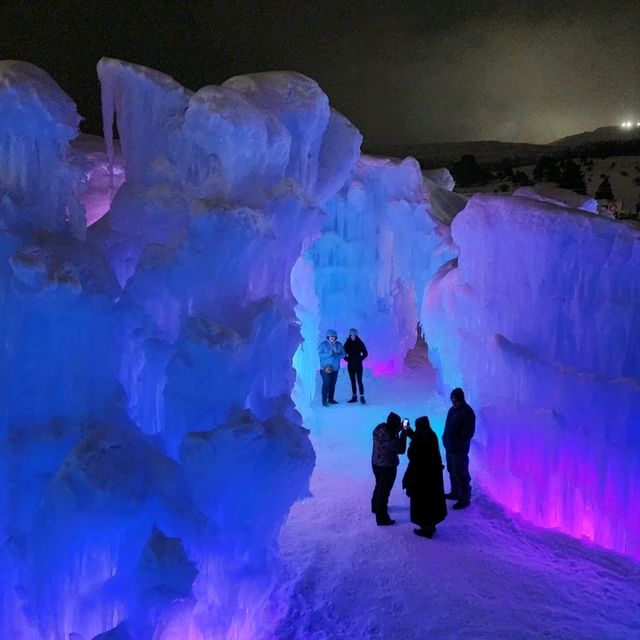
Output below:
[2,0,639,150]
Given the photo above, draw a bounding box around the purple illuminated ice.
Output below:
[424,192,640,560]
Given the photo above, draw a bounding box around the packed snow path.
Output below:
[275,373,640,639]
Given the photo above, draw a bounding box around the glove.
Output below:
[323,364,334,373]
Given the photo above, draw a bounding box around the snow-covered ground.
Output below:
[275,371,640,640]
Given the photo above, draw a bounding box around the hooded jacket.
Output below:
[371,412,407,467]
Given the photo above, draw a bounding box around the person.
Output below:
[318,329,345,407]
[607,202,620,219]
[371,412,408,525]
[442,387,476,510]
[343,328,368,404]
[402,416,447,538]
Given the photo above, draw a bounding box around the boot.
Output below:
[452,500,470,510]
[328,398,338,404]
[347,395,357,403]
[322,397,329,407]
[444,492,458,500]
[360,395,366,404]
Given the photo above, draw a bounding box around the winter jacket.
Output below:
[318,339,346,371]
[372,423,407,467]
[442,402,476,454]
[402,428,447,527]
[344,336,368,365]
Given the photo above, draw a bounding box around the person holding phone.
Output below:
[371,412,408,525]
[402,416,447,538]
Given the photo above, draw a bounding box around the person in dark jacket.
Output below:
[371,412,408,525]
[402,416,447,538]
[344,328,368,404]
[442,387,476,510]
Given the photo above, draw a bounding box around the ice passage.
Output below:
[0,59,638,638]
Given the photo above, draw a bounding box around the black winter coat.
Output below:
[344,336,368,365]
[402,429,447,527]
[442,403,476,454]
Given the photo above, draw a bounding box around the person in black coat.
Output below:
[402,416,447,538]
[343,328,368,404]
[442,387,476,510]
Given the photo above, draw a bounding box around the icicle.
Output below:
[97,60,115,199]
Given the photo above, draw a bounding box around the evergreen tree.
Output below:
[450,154,489,187]
[595,177,614,201]
[512,170,532,186]
[558,159,587,194]
[533,156,561,183]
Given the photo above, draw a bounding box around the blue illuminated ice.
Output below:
[0,55,639,640]
[424,193,640,559]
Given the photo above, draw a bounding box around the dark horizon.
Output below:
[2,0,639,151]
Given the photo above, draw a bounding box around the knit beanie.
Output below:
[349,328,358,336]
[326,329,338,338]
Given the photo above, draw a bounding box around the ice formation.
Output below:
[0,61,85,238]
[513,184,598,213]
[424,193,640,559]
[1,52,639,640]
[2,58,367,639]
[296,155,452,392]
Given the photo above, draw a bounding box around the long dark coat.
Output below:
[402,427,447,527]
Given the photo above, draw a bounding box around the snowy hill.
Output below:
[552,125,640,147]
[375,126,640,171]
[377,140,550,169]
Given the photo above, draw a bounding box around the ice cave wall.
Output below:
[292,154,456,404]
[424,193,640,560]
[0,58,366,639]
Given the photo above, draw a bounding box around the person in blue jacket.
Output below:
[318,329,346,406]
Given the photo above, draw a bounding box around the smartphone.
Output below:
[402,418,409,428]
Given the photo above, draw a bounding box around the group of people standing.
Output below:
[371,388,476,538]
[318,328,368,406]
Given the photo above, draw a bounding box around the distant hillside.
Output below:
[376,140,550,169]
[371,126,640,169]
[552,126,640,147]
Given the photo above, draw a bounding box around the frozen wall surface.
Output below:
[424,193,640,560]
[293,154,456,403]
[513,184,598,213]
[0,61,85,238]
[0,58,365,639]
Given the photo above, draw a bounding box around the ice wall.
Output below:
[0,61,85,238]
[293,155,455,404]
[424,193,640,560]
[0,58,362,639]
